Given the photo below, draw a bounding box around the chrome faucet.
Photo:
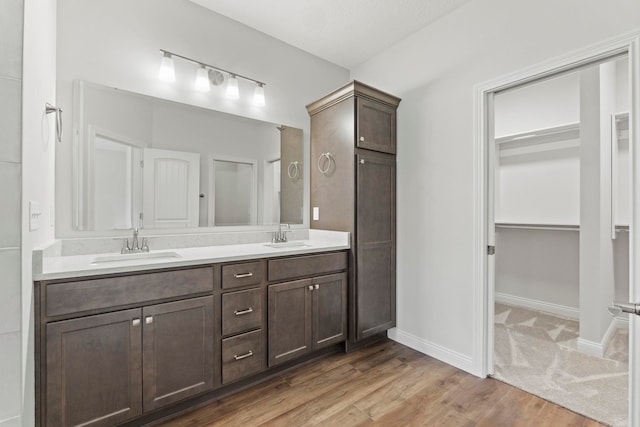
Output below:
[272,224,291,243]
[121,228,150,254]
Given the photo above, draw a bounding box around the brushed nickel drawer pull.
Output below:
[359,136,365,142]
[145,316,153,324]
[234,307,254,316]
[234,350,253,361]
[132,318,141,326]
[234,272,253,279]
[315,284,319,290]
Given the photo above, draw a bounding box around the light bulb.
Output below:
[195,65,210,92]
[226,74,239,100]
[253,83,265,107]
[158,52,175,83]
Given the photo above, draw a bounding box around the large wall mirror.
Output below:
[72,80,304,231]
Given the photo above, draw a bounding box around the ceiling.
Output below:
[189,0,472,69]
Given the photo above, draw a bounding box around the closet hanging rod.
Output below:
[495,223,579,232]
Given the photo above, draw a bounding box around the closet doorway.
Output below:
[491,57,629,426]
[474,33,640,427]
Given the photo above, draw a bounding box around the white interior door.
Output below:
[142,147,200,228]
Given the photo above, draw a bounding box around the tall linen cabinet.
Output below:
[306,81,401,343]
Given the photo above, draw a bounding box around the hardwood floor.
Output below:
[158,340,604,427]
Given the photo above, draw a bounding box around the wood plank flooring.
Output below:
[158,340,604,427]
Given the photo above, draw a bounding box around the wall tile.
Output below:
[0,0,23,79]
[0,249,20,334]
[0,332,21,422]
[0,162,21,247]
[0,78,21,163]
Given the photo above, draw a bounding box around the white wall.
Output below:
[56,0,348,237]
[21,0,57,425]
[350,0,640,371]
[0,1,24,424]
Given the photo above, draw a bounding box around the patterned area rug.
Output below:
[493,303,628,427]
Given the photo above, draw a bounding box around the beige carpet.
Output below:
[493,303,628,427]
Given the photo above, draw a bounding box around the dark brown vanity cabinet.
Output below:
[219,260,266,386]
[268,273,347,366]
[38,268,215,427]
[267,252,348,366]
[307,81,400,342]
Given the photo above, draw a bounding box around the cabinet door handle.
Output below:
[360,159,365,164]
[145,316,153,324]
[234,350,254,361]
[308,285,314,290]
[234,307,254,316]
[132,318,141,326]
[359,136,365,142]
[234,272,253,279]
[314,284,319,290]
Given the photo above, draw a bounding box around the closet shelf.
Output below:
[496,122,579,146]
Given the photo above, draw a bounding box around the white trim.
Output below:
[495,292,580,319]
[387,328,474,374]
[473,31,640,384]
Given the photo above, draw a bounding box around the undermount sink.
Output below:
[91,251,181,264]
[264,241,311,249]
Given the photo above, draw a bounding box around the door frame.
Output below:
[472,30,640,423]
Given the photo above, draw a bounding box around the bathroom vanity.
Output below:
[33,234,350,427]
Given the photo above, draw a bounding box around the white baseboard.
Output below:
[495,292,579,319]
[0,416,20,427]
[577,316,623,358]
[387,328,475,375]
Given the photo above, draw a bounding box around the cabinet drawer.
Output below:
[222,288,262,336]
[222,261,263,289]
[268,252,348,282]
[45,267,214,318]
[221,329,264,385]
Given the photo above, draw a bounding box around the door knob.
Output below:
[608,301,640,316]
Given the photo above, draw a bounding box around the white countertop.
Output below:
[33,230,350,281]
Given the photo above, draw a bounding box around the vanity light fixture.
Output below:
[253,83,266,107]
[195,65,210,92]
[158,51,176,83]
[226,74,240,100]
[158,49,266,106]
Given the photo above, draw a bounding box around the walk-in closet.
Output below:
[492,56,630,427]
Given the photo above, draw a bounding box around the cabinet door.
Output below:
[45,309,142,427]
[268,279,312,366]
[356,150,396,339]
[142,296,214,411]
[357,98,396,154]
[312,273,347,349]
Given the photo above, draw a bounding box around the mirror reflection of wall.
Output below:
[279,126,304,224]
[71,80,305,231]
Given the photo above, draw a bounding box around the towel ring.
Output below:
[45,103,63,143]
[317,152,333,175]
[287,161,301,180]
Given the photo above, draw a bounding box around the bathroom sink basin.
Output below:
[264,241,311,249]
[91,251,181,264]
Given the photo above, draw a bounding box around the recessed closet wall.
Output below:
[494,57,630,317]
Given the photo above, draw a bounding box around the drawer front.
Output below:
[268,252,348,282]
[45,267,214,318]
[221,329,264,385]
[222,261,263,289]
[222,288,262,336]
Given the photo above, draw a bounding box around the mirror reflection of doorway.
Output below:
[209,157,258,226]
[491,56,630,426]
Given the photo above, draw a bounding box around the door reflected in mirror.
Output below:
[70,80,305,231]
